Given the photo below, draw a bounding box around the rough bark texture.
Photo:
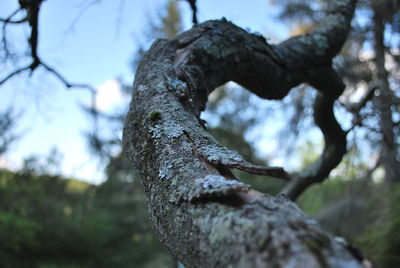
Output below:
[123,1,364,267]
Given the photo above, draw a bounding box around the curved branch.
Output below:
[281,67,348,200]
[0,65,31,85]
[123,1,362,266]
[40,61,96,92]
[1,8,25,57]
[274,1,358,70]
[0,8,25,23]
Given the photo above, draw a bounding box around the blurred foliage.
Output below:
[294,140,400,267]
[0,108,20,156]
[298,176,400,267]
[0,158,172,267]
[357,184,400,267]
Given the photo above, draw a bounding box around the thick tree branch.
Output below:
[274,1,358,70]
[123,0,362,266]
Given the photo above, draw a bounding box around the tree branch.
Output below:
[281,67,347,200]
[0,65,31,86]
[40,61,96,92]
[274,1,358,70]
[0,58,95,93]
[1,8,25,57]
[0,8,25,23]
[184,0,198,24]
[123,0,363,266]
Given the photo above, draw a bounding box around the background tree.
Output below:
[0,109,19,157]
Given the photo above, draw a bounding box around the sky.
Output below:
[0,0,289,183]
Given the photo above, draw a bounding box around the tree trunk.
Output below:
[123,1,365,266]
[372,2,400,183]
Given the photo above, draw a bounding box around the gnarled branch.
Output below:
[123,0,362,266]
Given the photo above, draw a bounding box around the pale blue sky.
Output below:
[0,0,288,183]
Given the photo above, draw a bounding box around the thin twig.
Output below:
[41,61,96,93]
[1,8,25,57]
[0,65,31,86]
[0,17,26,23]
[0,8,24,23]
[64,0,102,34]
[0,58,95,94]
[115,0,126,38]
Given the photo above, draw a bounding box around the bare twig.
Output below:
[0,58,95,94]
[0,65,31,86]
[180,0,198,24]
[41,61,96,93]
[64,0,102,34]
[1,8,25,57]
[0,8,25,23]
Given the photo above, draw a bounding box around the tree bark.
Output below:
[123,1,364,266]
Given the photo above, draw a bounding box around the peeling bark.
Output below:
[123,0,364,266]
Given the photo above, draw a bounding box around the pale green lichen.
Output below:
[208,215,235,244]
[188,175,250,202]
[198,144,244,163]
[149,126,162,139]
[149,122,184,140]
[166,124,185,139]
[158,163,174,180]
[137,84,148,92]
[168,78,188,92]
[168,78,191,100]
[209,214,258,244]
